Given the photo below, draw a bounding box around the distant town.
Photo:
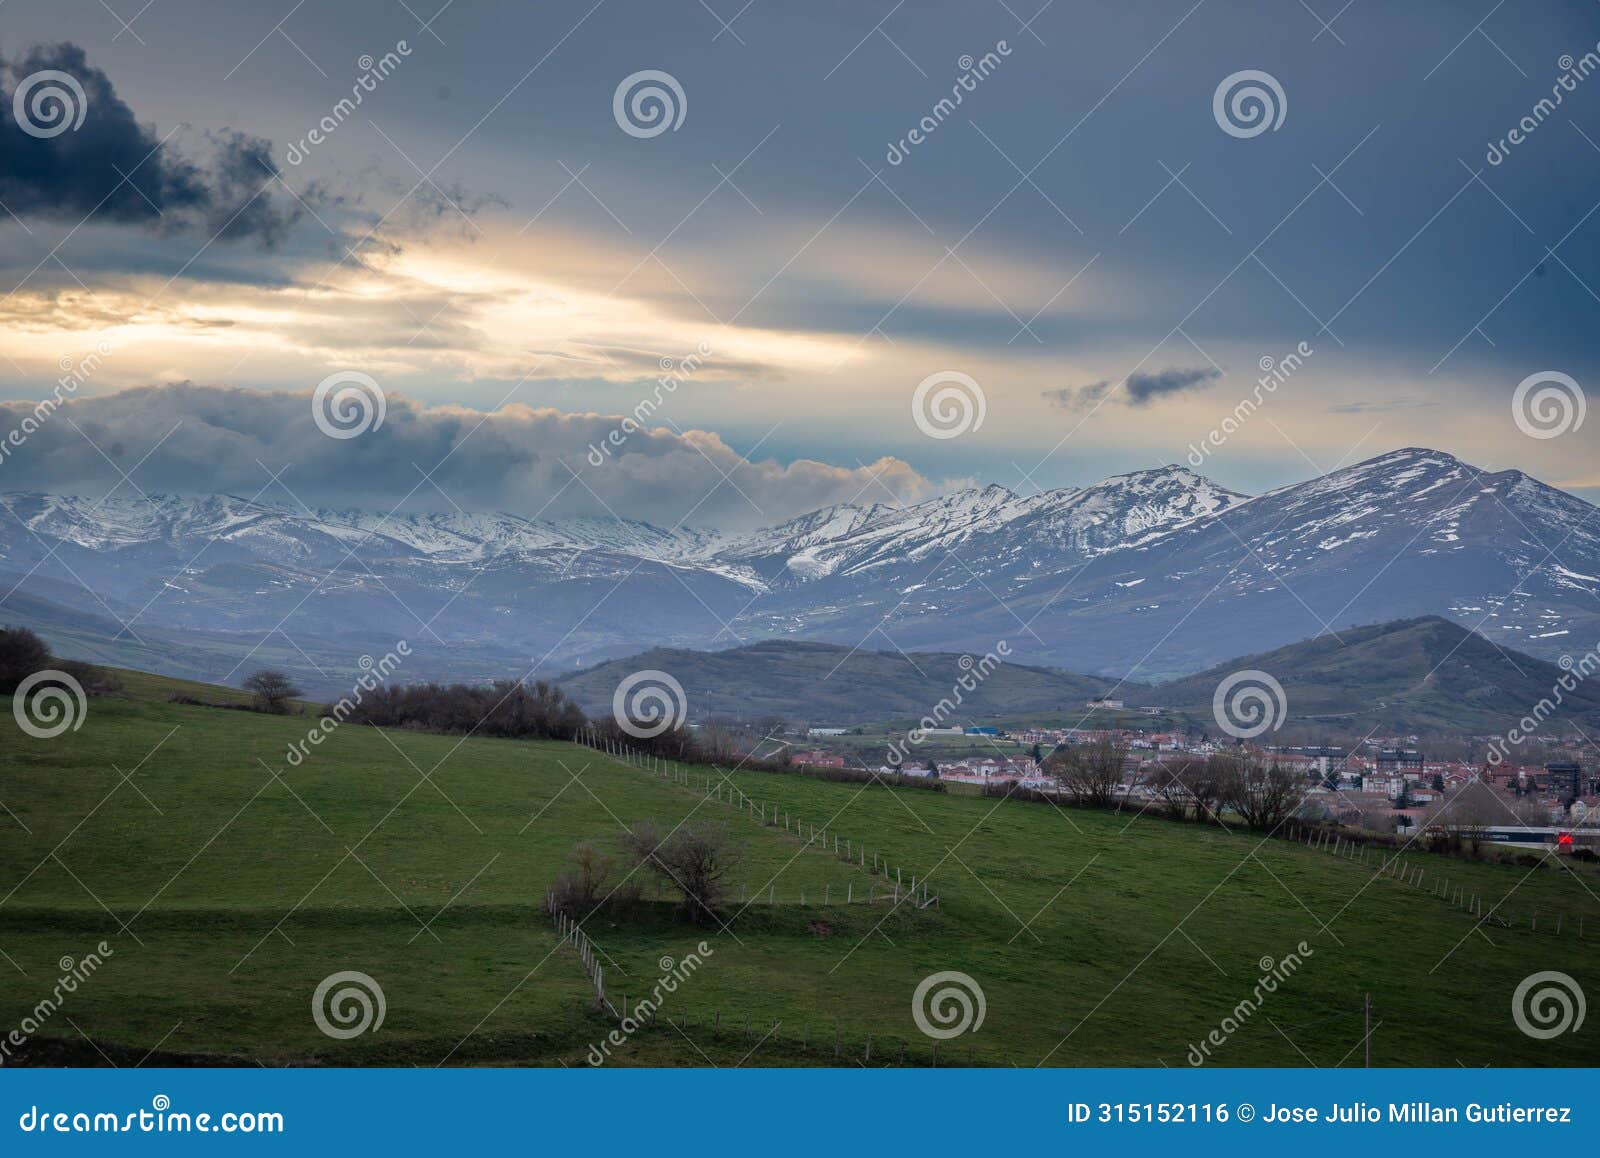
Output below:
[781,717,1599,848]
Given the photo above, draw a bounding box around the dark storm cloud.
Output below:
[1044,366,1222,410]
[0,42,311,248]
[1123,366,1223,405]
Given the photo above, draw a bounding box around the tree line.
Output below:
[981,738,1309,833]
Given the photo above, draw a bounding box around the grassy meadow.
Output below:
[2,673,1597,1067]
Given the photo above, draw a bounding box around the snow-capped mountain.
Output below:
[720,467,1247,584]
[0,491,722,567]
[1,449,1595,685]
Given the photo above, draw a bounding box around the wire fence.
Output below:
[1291,825,1593,937]
[544,890,616,1016]
[575,729,941,909]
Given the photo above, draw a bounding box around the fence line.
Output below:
[575,729,941,910]
[1291,824,1588,938]
[544,889,617,1016]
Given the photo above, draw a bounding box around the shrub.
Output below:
[549,841,641,919]
[0,625,52,694]
[242,669,301,714]
[337,679,585,740]
[622,820,742,925]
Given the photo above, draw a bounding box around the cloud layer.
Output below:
[0,383,933,528]
[0,42,311,247]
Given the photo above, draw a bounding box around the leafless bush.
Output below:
[342,678,585,739]
[621,820,742,925]
[1422,780,1501,855]
[1052,737,1127,808]
[1145,758,1206,821]
[1216,750,1303,831]
[549,841,640,919]
[243,669,301,713]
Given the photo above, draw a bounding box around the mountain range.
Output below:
[1,447,1596,691]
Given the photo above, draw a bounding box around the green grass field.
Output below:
[3,673,1597,1067]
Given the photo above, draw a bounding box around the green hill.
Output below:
[557,618,1600,737]
[558,639,1121,725]
[3,675,1598,1066]
[1147,616,1600,735]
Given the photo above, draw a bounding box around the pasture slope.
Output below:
[2,673,1596,1066]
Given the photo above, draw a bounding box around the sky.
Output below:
[1,0,1598,527]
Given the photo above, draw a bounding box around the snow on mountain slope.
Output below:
[2,449,1594,679]
[715,467,1250,582]
[0,492,722,566]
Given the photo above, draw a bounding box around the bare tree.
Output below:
[243,669,301,713]
[1217,751,1302,831]
[1146,758,1203,821]
[1186,758,1229,826]
[550,841,616,917]
[696,722,742,764]
[1053,737,1127,808]
[1424,780,1503,854]
[622,821,742,925]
